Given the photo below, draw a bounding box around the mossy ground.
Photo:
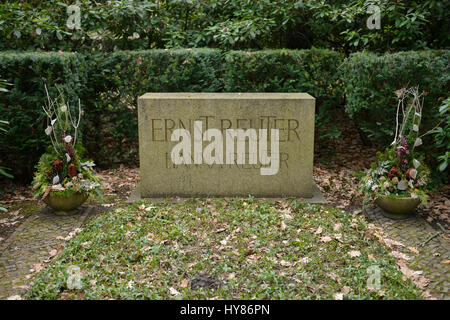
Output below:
[26,198,422,300]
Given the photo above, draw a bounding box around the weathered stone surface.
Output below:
[0,206,92,299]
[138,93,315,197]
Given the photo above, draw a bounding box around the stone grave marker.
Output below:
[131,93,324,201]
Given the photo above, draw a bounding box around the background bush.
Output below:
[1,1,448,53]
[341,50,450,178]
[0,52,86,180]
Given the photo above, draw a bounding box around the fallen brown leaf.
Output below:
[348,250,361,257]
[180,279,188,288]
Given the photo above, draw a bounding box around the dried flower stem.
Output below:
[42,85,82,154]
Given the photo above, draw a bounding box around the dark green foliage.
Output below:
[224,48,343,105]
[341,50,450,172]
[0,52,86,180]
[224,48,344,138]
[430,97,449,180]
[1,1,448,53]
[0,77,13,205]
[82,49,223,166]
[84,48,344,166]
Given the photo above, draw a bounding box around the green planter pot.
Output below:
[375,195,420,220]
[43,192,89,216]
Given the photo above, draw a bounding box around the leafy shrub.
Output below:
[0,52,86,180]
[341,50,450,172]
[307,0,449,53]
[1,1,448,52]
[0,0,160,52]
[0,48,345,179]
[85,48,345,166]
[0,76,11,135]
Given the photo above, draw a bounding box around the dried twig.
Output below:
[42,85,82,155]
[420,232,441,247]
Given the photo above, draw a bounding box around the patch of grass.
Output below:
[26,198,422,300]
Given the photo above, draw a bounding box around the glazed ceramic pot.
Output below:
[43,192,88,216]
[375,195,420,220]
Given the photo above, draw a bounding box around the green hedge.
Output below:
[0,52,86,180]
[1,49,448,181]
[2,1,449,53]
[83,48,344,166]
[341,50,449,170]
[224,48,343,105]
[82,49,223,166]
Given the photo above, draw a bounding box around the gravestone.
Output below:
[132,93,323,201]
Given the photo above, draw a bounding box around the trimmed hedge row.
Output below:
[341,50,449,170]
[0,49,448,181]
[0,52,86,179]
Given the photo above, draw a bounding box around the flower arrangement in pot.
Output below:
[32,86,101,215]
[359,87,432,219]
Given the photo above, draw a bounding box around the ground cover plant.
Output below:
[1,113,447,300]
[26,198,422,300]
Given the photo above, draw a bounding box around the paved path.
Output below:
[0,206,92,299]
[365,206,450,299]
